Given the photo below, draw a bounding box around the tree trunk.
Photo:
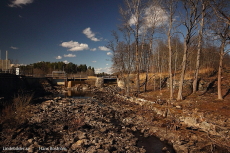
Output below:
[168,23,173,100]
[168,36,173,100]
[193,1,205,93]
[136,35,140,94]
[218,42,225,100]
[177,40,188,100]
[135,1,140,95]
[144,73,148,92]
[174,42,178,91]
[127,73,130,95]
[144,39,152,92]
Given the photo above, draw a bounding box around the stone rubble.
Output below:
[1,84,229,153]
[0,93,174,152]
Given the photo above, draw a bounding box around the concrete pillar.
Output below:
[117,79,125,89]
[95,77,104,88]
[67,81,72,88]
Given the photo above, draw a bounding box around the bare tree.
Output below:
[208,0,230,99]
[192,0,207,93]
[177,0,200,100]
[141,0,162,92]
[215,23,230,99]
[162,0,178,100]
[119,25,134,95]
[209,0,230,25]
[121,0,143,94]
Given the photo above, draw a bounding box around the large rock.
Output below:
[184,117,197,128]
[82,85,89,91]
[71,139,85,150]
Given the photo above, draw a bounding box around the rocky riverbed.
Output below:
[1,93,174,153]
[1,84,230,153]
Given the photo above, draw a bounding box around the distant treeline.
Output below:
[17,61,95,76]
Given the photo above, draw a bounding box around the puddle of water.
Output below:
[61,90,94,99]
[111,116,175,153]
[133,130,176,153]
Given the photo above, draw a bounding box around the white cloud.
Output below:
[83,27,100,42]
[60,41,89,51]
[95,67,111,74]
[9,0,34,7]
[98,46,110,51]
[106,64,109,65]
[10,46,18,50]
[128,14,138,26]
[56,56,62,59]
[90,48,97,51]
[95,68,102,73]
[92,61,97,63]
[144,5,168,28]
[64,54,76,57]
[63,60,69,64]
[128,5,168,32]
[107,52,112,56]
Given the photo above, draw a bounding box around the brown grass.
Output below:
[0,90,34,124]
[126,68,216,83]
[183,67,216,80]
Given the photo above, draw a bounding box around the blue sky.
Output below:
[0,0,124,73]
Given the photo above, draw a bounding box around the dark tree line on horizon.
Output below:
[17,61,95,76]
[108,0,230,100]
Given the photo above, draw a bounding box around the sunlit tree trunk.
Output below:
[177,39,188,100]
[177,0,199,101]
[218,42,225,100]
[167,1,174,100]
[135,30,140,94]
[193,1,206,93]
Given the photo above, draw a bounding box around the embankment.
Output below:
[0,74,51,99]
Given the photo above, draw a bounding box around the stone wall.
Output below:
[166,78,217,92]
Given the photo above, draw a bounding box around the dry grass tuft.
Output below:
[0,90,34,124]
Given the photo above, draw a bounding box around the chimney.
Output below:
[6,50,8,60]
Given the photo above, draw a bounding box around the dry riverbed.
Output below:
[0,85,229,153]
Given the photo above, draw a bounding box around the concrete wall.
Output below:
[0,74,46,98]
[67,81,86,88]
[0,74,27,98]
[95,77,104,88]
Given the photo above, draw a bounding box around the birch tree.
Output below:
[177,0,200,100]
[142,0,163,92]
[212,23,230,99]
[209,0,230,25]
[122,0,143,94]
[192,0,207,93]
[208,0,230,99]
[162,0,178,100]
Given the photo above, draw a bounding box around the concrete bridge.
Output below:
[45,72,117,86]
